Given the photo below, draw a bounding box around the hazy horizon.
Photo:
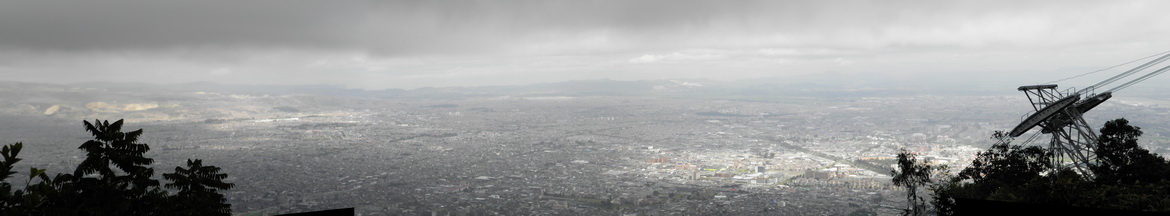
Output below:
[5,2,1170,214]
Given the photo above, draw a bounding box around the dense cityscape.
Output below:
[5,1,1170,215]
[2,81,1169,215]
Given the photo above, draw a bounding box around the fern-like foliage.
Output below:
[0,119,235,215]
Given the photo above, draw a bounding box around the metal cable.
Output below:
[1046,50,1170,85]
[1107,64,1170,93]
[1019,130,1043,146]
[1079,51,1170,94]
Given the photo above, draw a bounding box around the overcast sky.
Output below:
[2,0,1170,89]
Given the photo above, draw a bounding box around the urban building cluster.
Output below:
[3,84,1169,215]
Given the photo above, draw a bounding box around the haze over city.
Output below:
[5,1,1170,215]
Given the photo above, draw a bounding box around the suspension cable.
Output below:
[1076,51,1170,95]
[1018,130,1043,145]
[1107,64,1170,93]
[1046,50,1170,85]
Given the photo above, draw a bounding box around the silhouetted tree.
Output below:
[892,150,937,216]
[0,119,234,215]
[928,119,1170,214]
[0,143,45,215]
[1092,118,1170,185]
[164,159,234,216]
[52,119,168,215]
[0,142,67,215]
[958,141,1050,185]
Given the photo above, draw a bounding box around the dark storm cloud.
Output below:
[3,0,1170,89]
[3,0,1097,54]
[0,0,748,52]
[0,0,363,51]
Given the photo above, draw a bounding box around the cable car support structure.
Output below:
[1005,51,1170,178]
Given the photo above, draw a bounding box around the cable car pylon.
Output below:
[1006,50,1170,178]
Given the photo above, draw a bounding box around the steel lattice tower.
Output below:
[1004,51,1170,178]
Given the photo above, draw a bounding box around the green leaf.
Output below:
[28,167,44,180]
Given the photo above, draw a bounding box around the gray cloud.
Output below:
[8,0,1163,53]
[2,0,1170,89]
[0,0,364,51]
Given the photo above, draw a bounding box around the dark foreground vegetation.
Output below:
[0,119,233,215]
[894,118,1170,215]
